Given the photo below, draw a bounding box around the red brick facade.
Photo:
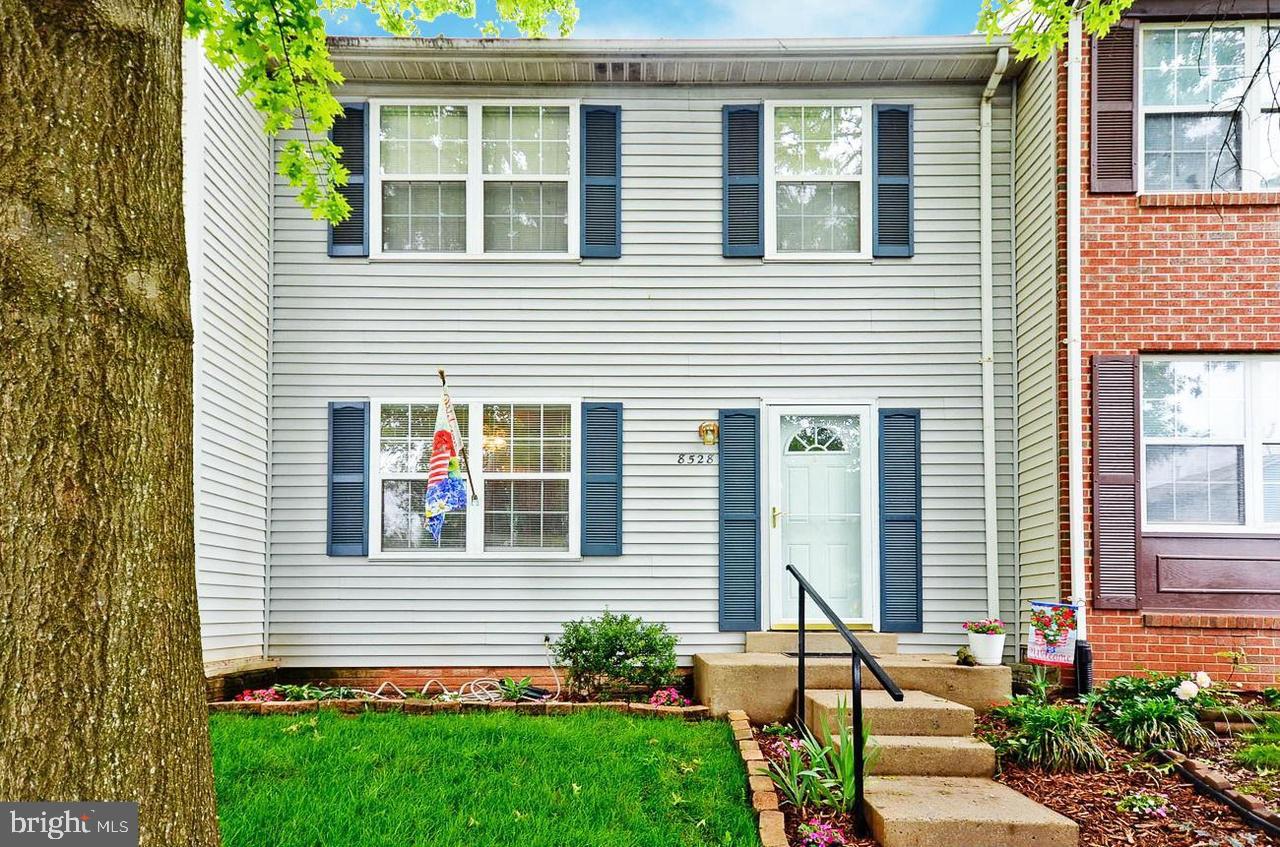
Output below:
[1055,40,1280,686]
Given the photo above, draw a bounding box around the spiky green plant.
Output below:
[992,696,1109,772]
[1104,697,1213,754]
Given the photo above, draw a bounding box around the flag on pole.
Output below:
[424,393,468,541]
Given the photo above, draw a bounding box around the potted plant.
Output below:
[962,618,1006,666]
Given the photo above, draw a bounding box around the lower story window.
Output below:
[371,399,576,555]
[1140,356,1280,530]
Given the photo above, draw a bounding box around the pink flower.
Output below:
[648,687,691,707]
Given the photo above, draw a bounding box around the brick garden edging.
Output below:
[728,709,787,847]
[1161,750,1280,839]
[208,698,711,719]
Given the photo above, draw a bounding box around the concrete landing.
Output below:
[744,631,899,656]
[805,689,975,737]
[694,651,1011,722]
[864,776,1078,847]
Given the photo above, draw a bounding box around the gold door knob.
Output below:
[771,506,784,528]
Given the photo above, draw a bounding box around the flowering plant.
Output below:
[1116,791,1169,818]
[962,618,1006,635]
[648,687,691,707]
[798,818,848,847]
[234,687,282,702]
[1029,604,1077,645]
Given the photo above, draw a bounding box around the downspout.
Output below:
[980,46,1009,621]
[1009,75,1022,656]
[1066,17,1088,645]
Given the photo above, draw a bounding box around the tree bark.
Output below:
[0,2,219,844]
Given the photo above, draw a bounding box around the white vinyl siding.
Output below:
[1012,55,1060,636]
[183,44,272,665]
[269,82,1017,667]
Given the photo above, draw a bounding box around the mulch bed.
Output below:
[980,714,1279,847]
[753,728,877,847]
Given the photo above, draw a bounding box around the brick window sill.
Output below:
[1142,611,1280,630]
[1138,191,1280,208]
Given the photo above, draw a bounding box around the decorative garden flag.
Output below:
[423,393,468,541]
[1026,601,1079,668]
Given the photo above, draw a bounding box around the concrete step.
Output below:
[864,776,1078,847]
[853,734,996,777]
[805,689,975,737]
[694,651,1011,723]
[744,631,899,656]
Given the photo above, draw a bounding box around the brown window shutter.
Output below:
[1092,355,1140,609]
[1091,20,1138,193]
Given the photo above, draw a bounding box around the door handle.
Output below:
[771,506,784,528]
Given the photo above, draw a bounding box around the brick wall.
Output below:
[1054,40,1280,685]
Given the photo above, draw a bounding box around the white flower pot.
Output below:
[968,632,1006,666]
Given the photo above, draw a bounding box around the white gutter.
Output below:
[1066,16,1088,640]
[980,47,1010,620]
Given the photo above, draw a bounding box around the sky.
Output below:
[324,1,987,40]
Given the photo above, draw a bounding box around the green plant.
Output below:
[766,699,875,815]
[553,610,678,699]
[962,617,1005,635]
[498,676,534,702]
[1263,687,1280,709]
[1104,697,1213,754]
[991,697,1108,772]
[1236,743,1280,771]
[1024,665,1053,703]
[767,745,824,811]
[274,683,361,701]
[955,646,977,667]
[760,723,794,737]
[1116,790,1170,818]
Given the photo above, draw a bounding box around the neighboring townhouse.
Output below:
[1028,0,1280,687]
[183,34,1092,688]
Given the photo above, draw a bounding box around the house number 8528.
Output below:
[676,453,717,465]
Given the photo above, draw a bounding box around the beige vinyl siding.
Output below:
[268,82,1017,666]
[184,47,272,664]
[1013,55,1061,634]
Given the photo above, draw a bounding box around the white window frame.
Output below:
[1139,355,1280,534]
[763,100,874,261]
[368,398,581,559]
[1137,21,1280,194]
[368,99,581,261]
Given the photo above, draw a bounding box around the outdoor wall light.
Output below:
[698,421,719,447]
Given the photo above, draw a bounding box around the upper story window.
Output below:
[1140,356,1280,531]
[1139,23,1280,193]
[371,101,579,259]
[764,102,872,259]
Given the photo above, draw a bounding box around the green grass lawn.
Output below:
[210,709,759,847]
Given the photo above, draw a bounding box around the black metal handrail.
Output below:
[786,563,903,836]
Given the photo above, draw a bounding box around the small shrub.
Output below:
[991,696,1108,772]
[1116,791,1170,818]
[1105,697,1213,753]
[498,676,534,702]
[553,610,678,699]
[955,646,977,666]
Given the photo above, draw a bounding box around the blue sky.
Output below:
[325,1,986,40]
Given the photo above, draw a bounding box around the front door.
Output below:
[767,406,874,629]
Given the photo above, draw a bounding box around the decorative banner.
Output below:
[1026,601,1079,668]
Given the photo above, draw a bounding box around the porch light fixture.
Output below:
[698,421,719,447]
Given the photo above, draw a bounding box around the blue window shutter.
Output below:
[722,105,763,258]
[581,105,622,258]
[719,408,761,631]
[328,401,369,556]
[872,104,914,258]
[581,402,623,555]
[879,409,922,632]
[328,103,369,258]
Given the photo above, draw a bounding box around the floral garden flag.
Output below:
[1026,601,1079,668]
[423,392,468,541]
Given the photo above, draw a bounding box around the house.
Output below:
[181,32,1080,692]
[1032,1,1280,687]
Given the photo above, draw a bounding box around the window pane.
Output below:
[776,182,860,253]
[1141,27,1246,108]
[1260,112,1280,191]
[381,480,467,550]
[483,479,570,552]
[481,106,570,176]
[1264,445,1280,523]
[1260,361,1280,441]
[382,181,466,253]
[1141,359,1244,439]
[380,403,468,475]
[1146,444,1244,525]
[1142,114,1240,191]
[380,105,467,176]
[483,181,568,252]
[773,105,861,177]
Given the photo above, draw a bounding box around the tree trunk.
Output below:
[0,2,219,844]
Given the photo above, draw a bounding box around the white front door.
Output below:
[767,406,875,628]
